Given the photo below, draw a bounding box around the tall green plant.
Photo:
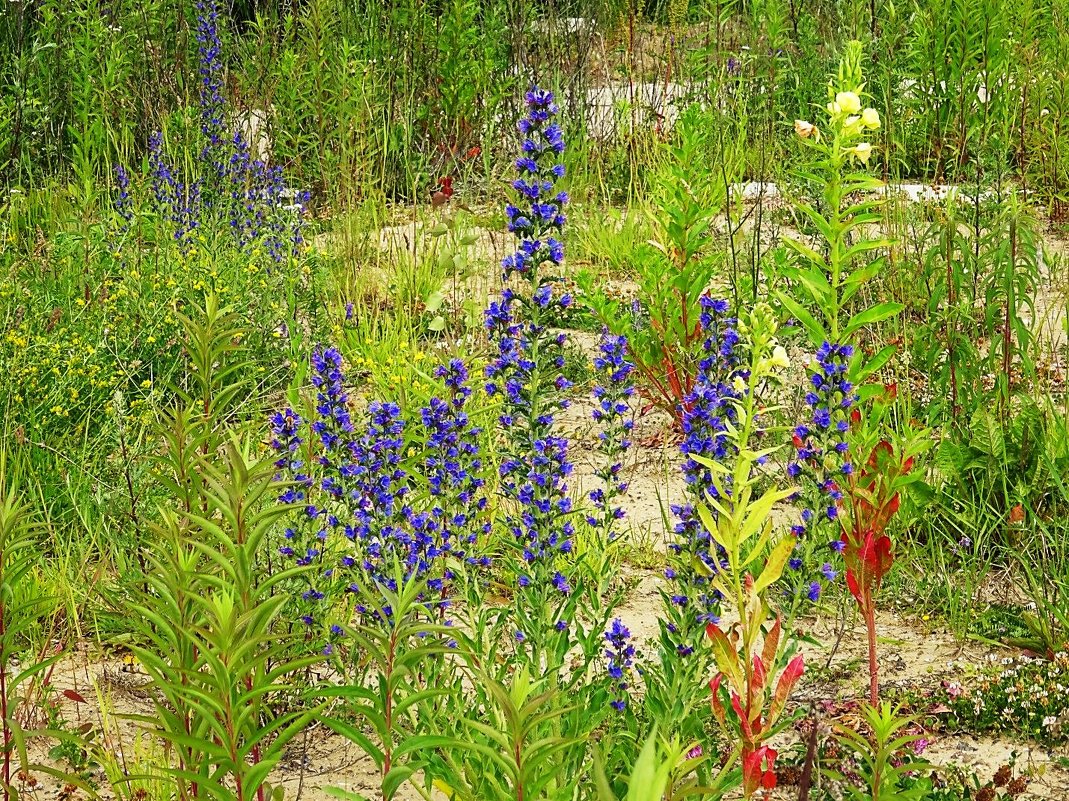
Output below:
[581,105,739,425]
[127,438,320,801]
[780,41,902,391]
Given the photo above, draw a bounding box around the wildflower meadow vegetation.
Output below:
[3,1,1069,799]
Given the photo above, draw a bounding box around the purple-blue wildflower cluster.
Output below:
[195,0,226,178]
[270,348,488,646]
[131,0,307,259]
[664,297,744,656]
[503,88,567,279]
[485,87,580,647]
[588,330,635,540]
[604,618,636,711]
[787,342,857,602]
[422,359,492,572]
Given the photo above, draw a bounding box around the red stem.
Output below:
[864,597,879,707]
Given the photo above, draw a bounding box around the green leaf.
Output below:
[752,535,798,596]
[425,291,445,312]
[776,291,827,346]
[852,344,896,382]
[843,302,903,338]
[383,765,417,799]
[324,788,371,801]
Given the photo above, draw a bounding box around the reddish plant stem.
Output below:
[864,597,879,707]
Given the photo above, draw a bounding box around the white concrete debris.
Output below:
[234,107,272,161]
[727,181,999,205]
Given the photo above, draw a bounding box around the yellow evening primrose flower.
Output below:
[851,142,874,163]
[836,91,862,114]
[861,107,881,129]
[771,345,791,370]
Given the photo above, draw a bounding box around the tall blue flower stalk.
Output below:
[270,405,333,646]
[419,359,492,577]
[485,88,577,663]
[786,342,856,603]
[588,330,635,542]
[195,0,226,183]
[129,0,306,262]
[663,297,744,657]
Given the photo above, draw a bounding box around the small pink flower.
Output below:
[686,745,703,760]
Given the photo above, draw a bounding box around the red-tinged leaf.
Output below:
[903,455,915,473]
[706,622,721,641]
[776,655,804,699]
[851,408,862,425]
[761,617,782,668]
[868,440,894,468]
[730,692,753,739]
[1009,504,1025,524]
[743,746,777,797]
[792,434,804,448]
[752,654,767,692]
[63,689,87,703]
[886,492,900,516]
[709,674,727,727]
[884,382,898,400]
[742,750,763,797]
[873,534,894,579]
[846,568,863,604]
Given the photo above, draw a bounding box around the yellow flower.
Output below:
[851,142,873,163]
[770,345,791,370]
[836,91,862,114]
[732,375,747,393]
[861,107,881,129]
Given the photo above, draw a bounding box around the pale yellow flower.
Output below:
[851,142,873,163]
[770,345,791,370]
[861,107,881,129]
[732,375,747,393]
[836,91,862,114]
